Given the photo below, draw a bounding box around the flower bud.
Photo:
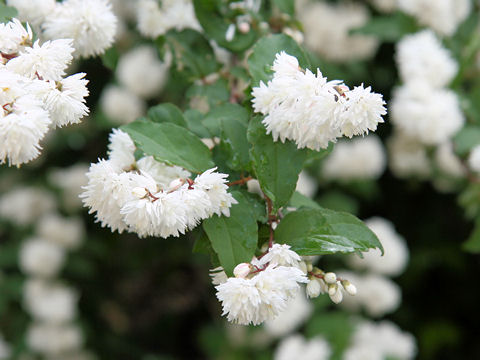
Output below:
[307,262,313,272]
[238,22,250,34]
[324,272,337,284]
[298,261,308,274]
[306,279,321,298]
[328,283,337,296]
[168,178,185,192]
[233,263,251,278]
[342,280,357,296]
[132,187,147,198]
[329,288,343,304]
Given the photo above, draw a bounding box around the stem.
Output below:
[227,176,253,187]
[266,196,274,248]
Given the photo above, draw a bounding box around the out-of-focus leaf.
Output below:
[350,13,417,42]
[272,0,294,15]
[453,125,480,156]
[463,216,480,253]
[100,46,119,70]
[0,4,17,23]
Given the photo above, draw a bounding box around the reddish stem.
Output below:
[227,176,253,187]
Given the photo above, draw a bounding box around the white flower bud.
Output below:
[307,262,313,272]
[328,283,337,296]
[238,22,250,33]
[168,178,185,192]
[233,263,251,278]
[324,272,337,284]
[298,261,308,274]
[132,187,147,198]
[329,287,343,304]
[342,280,357,296]
[306,278,321,298]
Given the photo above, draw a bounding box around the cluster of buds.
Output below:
[306,266,357,304]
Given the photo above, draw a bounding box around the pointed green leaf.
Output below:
[275,207,383,255]
[247,116,307,211]
[147,103,187,127]
[0,4,17,23]
[202,191,258,276]
[121,120,214,173]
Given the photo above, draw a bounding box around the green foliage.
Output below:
[350,12,418,42]
[121,120,214,173]
[202,191,258,276]
[453,125,480,156]
[100,46,119,71]
[275,207,383,255]
[0,3,16,23]
[272,0,294,15]
[248,116,307,211]
[248,33,310,86]
[462,216,480,253]
[147,103,187,127]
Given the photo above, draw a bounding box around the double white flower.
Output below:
[252,52,386,151]
[81,129,237,238]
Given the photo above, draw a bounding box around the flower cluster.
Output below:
[214,244,309,325]
[251,52,386,151]
[9,0,117,58]
[81,129,236,238]
[305,268,357,304]
[274,334,331,360]
[0,19,89,167]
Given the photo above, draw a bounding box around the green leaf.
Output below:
[247,116,307,211]
[463,216,480,253]
[272,0,294,15]
[121,120,214,173]
[0,3,17,23]
[147,103,187,127]
[202,191,258,276]
[236,189,268,223]
[248,34,310,86]
[350,13,417,42]
[202,104,250,170]
[453,125,480,156]
[184,109,210,138]
[459,183,480,219]
[100,46,119,70]
[275,207,383,255]
[165,29,219,79]
[289,191,321,209]
[186,78,230,110]
[193,0,258,52]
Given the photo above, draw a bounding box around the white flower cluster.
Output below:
[305,269,357,304]
[214,244,308,325]
[390,31,464,147]
[100,45,168,124]
[298,1,379,62]
[8,0,117,58]
[274,334,331,360]
[0,19,89,167]
[0,334,11,360]
[137,0,200,39]
[397,0,470,37]
[344,320,417,360]
[387,132,431,179]
[49,163,90,211]
[252,52,386,151]
[322,135,386,181]
[81,129,236,238]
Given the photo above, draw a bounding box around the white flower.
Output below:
[252,52,385,150]
[298,1,378,62]
[435,142,466,177]
[468,145,480,174]
[20,237,66,277]
[210,267,228,285]
[23,280,78,323]
[348,217,409,276]
[274,334,331,360]
[116,45,168,99]
[0,18,33,54]
[27,322,83,356]
[36,213,84,250]
[100,85,146,125]
[264,291,313,337]
[216,265,308,325]
[6,0,56,27]
[360,274,401,317]
[322,135,386,181]
[42,0,117,58]
[0,186,55,226]
[390,82,464,145]
[48,163,89,210]
[40,73,89,127]
[137,0,200,39]
[136,156,190,189]
[0,334,11,360]
[0,94,51,167]
[306,278,323,298]
[397,0,471,37]
[193,168,237,217]
[257,244,302,268]
[343,344,384,360]
[387,132,431,179]
[6,39,74,81]
[368,0,397,13]
[296,170,317,198]
[107,129,136,170]
[396,30,458,88]
[80,159,132,233]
